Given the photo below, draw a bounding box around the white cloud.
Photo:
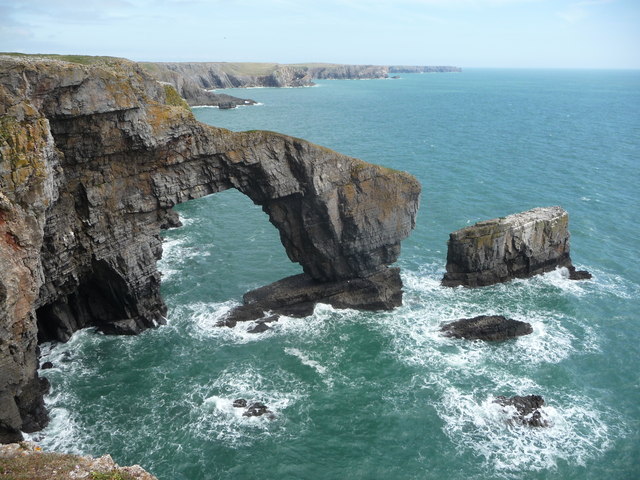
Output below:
[557,0,615,23]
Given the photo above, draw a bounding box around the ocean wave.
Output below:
[185,365,307,446]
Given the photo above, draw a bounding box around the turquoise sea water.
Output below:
[36,70,639,479]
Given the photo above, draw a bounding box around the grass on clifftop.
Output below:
[0,453,137,480]
[162,84,190,111]
[0,52,127,65]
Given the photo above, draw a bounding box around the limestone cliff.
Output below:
[0,55,420,441]
[442,207,589,287]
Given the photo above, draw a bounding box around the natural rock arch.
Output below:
[0,57,420,440]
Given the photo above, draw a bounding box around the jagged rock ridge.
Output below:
[0,55,420,441]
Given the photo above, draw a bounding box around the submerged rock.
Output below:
[441,315,532,341]
[493,395,549,427]
[232,399,274,419]
[243,402,271,417]
[442,207,591,287]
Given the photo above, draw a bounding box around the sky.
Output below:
[0,0,638,68]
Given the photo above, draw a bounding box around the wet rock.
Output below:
[567,265,592,280]
[243,402,271,417]
[441,315,533,341]
[247,321,272,334]
[442,207,583,287]
[232,399,247,408]
[97,318,145,336]
[493,395,549,427]
[40,362,53,370]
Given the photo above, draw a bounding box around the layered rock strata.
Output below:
[442,207,590,287]
[0,56,420,441]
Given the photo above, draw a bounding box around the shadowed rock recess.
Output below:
[0,56,420,441]
[442,207,591,287]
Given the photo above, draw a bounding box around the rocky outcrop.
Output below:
[493,395,549,427]
[442,207,591,287]
[221,268,403,327]
[0,441,158,479]
[441,315,533,341]
[0,55,420,441]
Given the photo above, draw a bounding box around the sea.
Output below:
[35,70,639,479]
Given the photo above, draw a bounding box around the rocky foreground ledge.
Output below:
[442,207,591,287]
[0,442,157,479]
[0,55,420,441]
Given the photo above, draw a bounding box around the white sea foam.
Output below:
[186,366,306,445]
[284,347,333,388]
[436,388,618,475]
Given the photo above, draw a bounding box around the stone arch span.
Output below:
[0,59,419,341]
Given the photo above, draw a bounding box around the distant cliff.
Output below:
[0,54,420,442]
[142,62,462,106]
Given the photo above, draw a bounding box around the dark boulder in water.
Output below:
[232,399,247,408]
[247,320,273,334]
[493,395,549,427]
[441,315,533,341]
[567,265,592,280]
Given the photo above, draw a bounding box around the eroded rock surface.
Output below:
[442,207,590,287]
[0,55,420,440]
[441,315,533,341]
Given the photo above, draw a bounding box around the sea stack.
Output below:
[442,207,591,287]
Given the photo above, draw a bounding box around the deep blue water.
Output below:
[37,70,640,479]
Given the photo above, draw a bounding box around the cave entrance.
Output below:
[160,188,302,304]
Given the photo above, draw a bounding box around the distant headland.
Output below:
[140,61,462,107]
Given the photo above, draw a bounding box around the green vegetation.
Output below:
[0,52,127,65]
[90,471,136,480]
[0,452,82,480]
[162,84,190,111]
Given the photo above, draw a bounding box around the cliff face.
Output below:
[0,56,420,441]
